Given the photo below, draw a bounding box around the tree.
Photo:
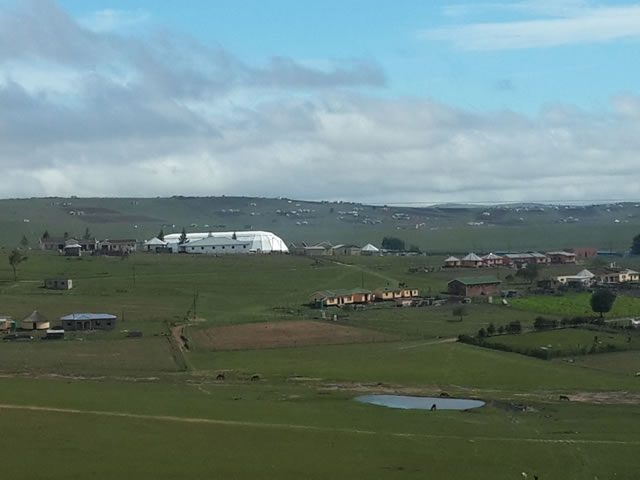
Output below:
[41,230,50,239]
[63,231,69,240]
[516,263,539,283]
[452,305,468,322]
[179,227,187,244]
[408,244,422,253]
[506,320,521,334]
[487,323,496,336]
[382,236,405,251]
[8,249,27,281]
[477,328,487,338]
[631,233,640,255]
[157,229,164,241]
[590,289,616,318]
[83,227,91,240]
[20,235,29,248]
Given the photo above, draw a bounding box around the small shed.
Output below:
[443,256,461,268]
[21,311,50,330]
[461,253,483,268]
[60,313,117,331]
[144,237,167,252]
[45,329,65,340]
[0,316,13,331]
[44,278,73,290]
[64,243,82,257]
[448,277,501,297]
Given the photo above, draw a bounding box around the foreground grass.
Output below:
[511,292,640,318]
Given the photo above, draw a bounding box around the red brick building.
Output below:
[447,277,501,297]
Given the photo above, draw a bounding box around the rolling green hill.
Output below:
[1,196,639,252]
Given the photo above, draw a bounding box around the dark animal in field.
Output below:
[216,373,225,381]
[251,374,260,381]
[559,395,570,401]
[439,392,450,397]
[430,403,437,411]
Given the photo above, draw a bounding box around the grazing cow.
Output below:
[216,373,225,381]
[439,392,450,397]
[559,395,570,401]
[251,374,260,381]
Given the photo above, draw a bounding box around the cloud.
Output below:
[423,4,640,50]
[1,1,640,204]
[79,8,150,33]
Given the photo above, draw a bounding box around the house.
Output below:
[21,311,50,330]
[546,251,577,264]
[0,316,13,331]
[447,277,501,297]
[360,244,380,256]
[567,247,598,259]
[40,237,98,252]
[481,253,503,266]
[461,253,483,268]
[182,236,251,254]
[556,269,596,287]
[331,244,361,256]
[64,243,82,257]
[44,278,73,290]
[143,237,168,252]
[310,289,373,308]
[600,269,640,284]
[443,256,461,268]
[101,239,137,254]
[502,252,549,267]
[60,313,117,331]
[373,286,419,300]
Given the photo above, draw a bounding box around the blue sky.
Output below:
[56,0,639,113]
[1,1,640,202]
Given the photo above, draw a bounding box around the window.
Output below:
[232,246,235,249]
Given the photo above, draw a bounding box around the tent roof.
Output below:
[145,237,167,246]
[444,256,460,262]
[361,243,380,252]
[462,253,482,261]
[482,253,502,260]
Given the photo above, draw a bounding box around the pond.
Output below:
[354,394,485,411]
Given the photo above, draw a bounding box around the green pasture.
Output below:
[511,292,640,318]
[561,350,640,376]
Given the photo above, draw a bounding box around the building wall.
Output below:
[186,244,250,255]
[448,281,500,297]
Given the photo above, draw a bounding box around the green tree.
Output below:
[452,305,468,322]
[506,320,522,334]
[590,289,616,318]
[516,263,539,283]
[487,323,496,336]
[157,229,165,241]
[8,249,27,281]
[477,327,487,338]
[381,236,405,251]
[83,227,92,240]
[179,227,188,244]
[41,230,50,239]
[631,233,640,255]
[20,235,29,248]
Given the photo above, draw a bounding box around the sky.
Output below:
[1,0,639,204]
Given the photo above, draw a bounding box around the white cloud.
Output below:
[79,8,150,33]
[424,4,640,50]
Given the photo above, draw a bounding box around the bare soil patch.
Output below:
[192,320,392,351]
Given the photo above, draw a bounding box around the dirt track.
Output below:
[191,320,392,350]
[0,403,637,445]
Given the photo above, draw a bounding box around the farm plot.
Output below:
[190,320,393,351]
[510,293,640,318]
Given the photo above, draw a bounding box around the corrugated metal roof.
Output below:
[462,253,482,261]
[60,313,117,321]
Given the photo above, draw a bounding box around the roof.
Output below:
[504,252,546,259]
[64,243,82,249]
[60,313,117,321]
[144,237,167,246]
[482,253,502,260]
[547,251,576,256]
[575,269,595,278]
[361,243,380,252]
[22,311,49,323]
[312,288,372,299]
[462,253,482,261]
[448,276,501,286]
[103,239,136,244]
[444,256,460,262]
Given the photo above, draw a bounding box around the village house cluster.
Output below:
[40,236,137,256]
[443,250,581,268]
[289,241,381,256]
[310,285,419,308]
[1,310,117,341]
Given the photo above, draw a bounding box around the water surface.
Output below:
[355,394,485,410]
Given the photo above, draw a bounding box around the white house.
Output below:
[182,236,252,255]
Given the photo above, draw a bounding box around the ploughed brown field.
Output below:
[191,320,393,351]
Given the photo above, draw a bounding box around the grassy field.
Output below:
[511,292,640,318]
[0,250,639,478]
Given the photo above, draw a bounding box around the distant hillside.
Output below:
[0,196,638,253]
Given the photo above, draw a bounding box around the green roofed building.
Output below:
[310,288,372,308]
[447,276,501,297]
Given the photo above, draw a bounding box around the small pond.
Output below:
[355,394,485,411]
